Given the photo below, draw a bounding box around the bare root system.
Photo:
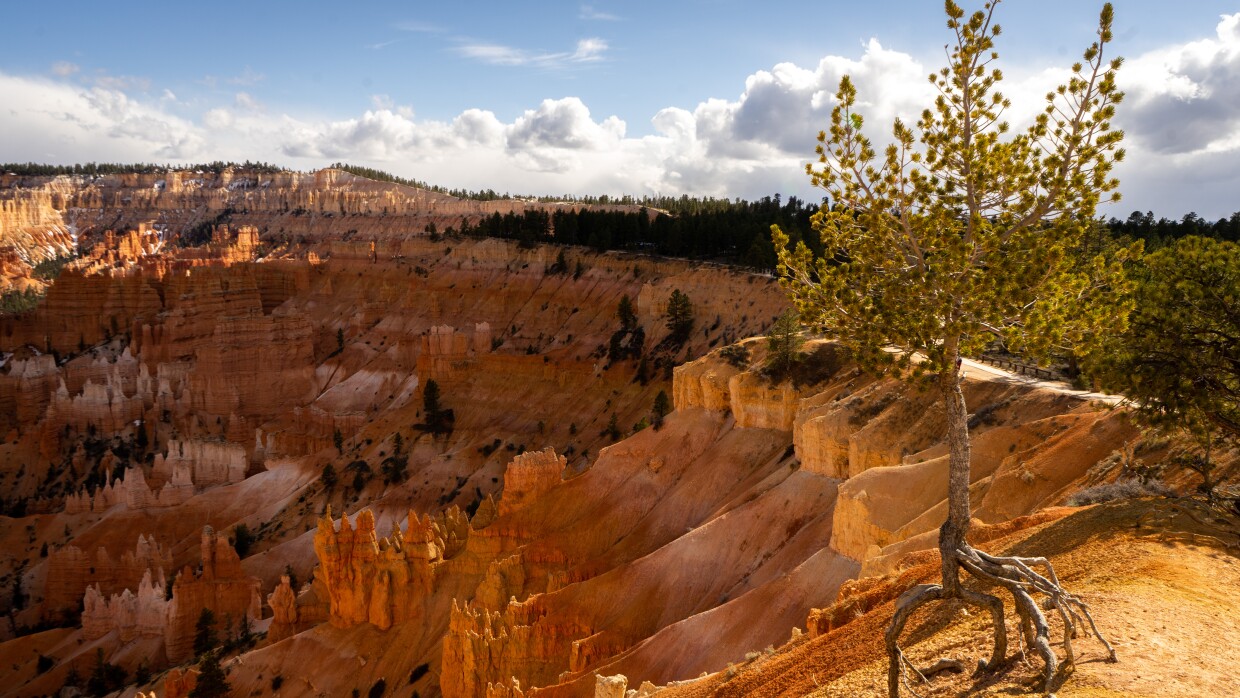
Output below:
[885,544,1117,698]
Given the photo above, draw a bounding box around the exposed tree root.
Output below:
[919,658,966,677]
[886,544,1117,698]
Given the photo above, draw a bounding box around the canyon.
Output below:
[0,168,1233,698]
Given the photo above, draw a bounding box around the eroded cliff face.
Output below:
[674,340,1137,567]
[249,339,1130,698]
[0,168,651,270]
[0,198,793,697]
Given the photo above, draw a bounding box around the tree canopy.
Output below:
[1099,236,1240,441]
[773,5,1135,377]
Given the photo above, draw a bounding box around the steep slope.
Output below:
[202,339,1154,698]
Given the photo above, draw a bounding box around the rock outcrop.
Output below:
[65,439,246,514]
[499,448,566,517]
[68,527,260,662]
[154,439,246,487]
[312,506,471,630]
[44,534,173,618]
[81,569,169,641]
[163,526,263,663]
[265,574,299,643]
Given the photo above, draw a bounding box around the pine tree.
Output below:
[652,390,672,429]
[764,310,804,381]
[617,295,637,330]
[1095,236,1239,500]
[423,380,441,417]
[193,608,218,657]
[189,651,231,698]
[422,380,452,433]
[1098,236,1240,442]
[665,290,694,343]
[772,3,1130,694]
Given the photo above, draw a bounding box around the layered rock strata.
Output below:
[44,534,173,618]
[163,526,262,663]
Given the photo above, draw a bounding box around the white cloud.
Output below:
[572,38,608,62]
[234,92,262,111]
[1118,12,1240,156]
[3,14,1240,217]
[0,73,202,162]
[366,39,402,51]
[456,37,609,68]
[452,109,505,147]
[203,108,233,130]
[580,5,620,21]
[51,61,79,77]
[281,110,421,159]
[507,97,624,150]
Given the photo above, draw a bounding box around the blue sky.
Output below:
[3,1,1239,217]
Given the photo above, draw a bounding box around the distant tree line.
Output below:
[1106,210,1240,250]
[455,193,820,270]
[330,163,511,201]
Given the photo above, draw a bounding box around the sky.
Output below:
[2,0,1239,218]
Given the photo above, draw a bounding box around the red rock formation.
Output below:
[0,168,653,272]
[311,506,472,630]
[499,448,566,517]
[81,569,169,641]
[0,353,59,432]
[163,667,198,698]
[154,438,246,488]
[8,181,1151,698]
[163,526,262,663]
[43,534,172,618]
[265,574,298,643]
[416,323,494,383]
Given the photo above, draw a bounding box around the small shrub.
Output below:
[847,392,898,426]
[1066,479,1174,506]
[968,398,1010,430]
[720,343,751,369]
[36,654,53,675]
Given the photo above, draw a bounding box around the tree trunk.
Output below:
[938,343,970,597]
